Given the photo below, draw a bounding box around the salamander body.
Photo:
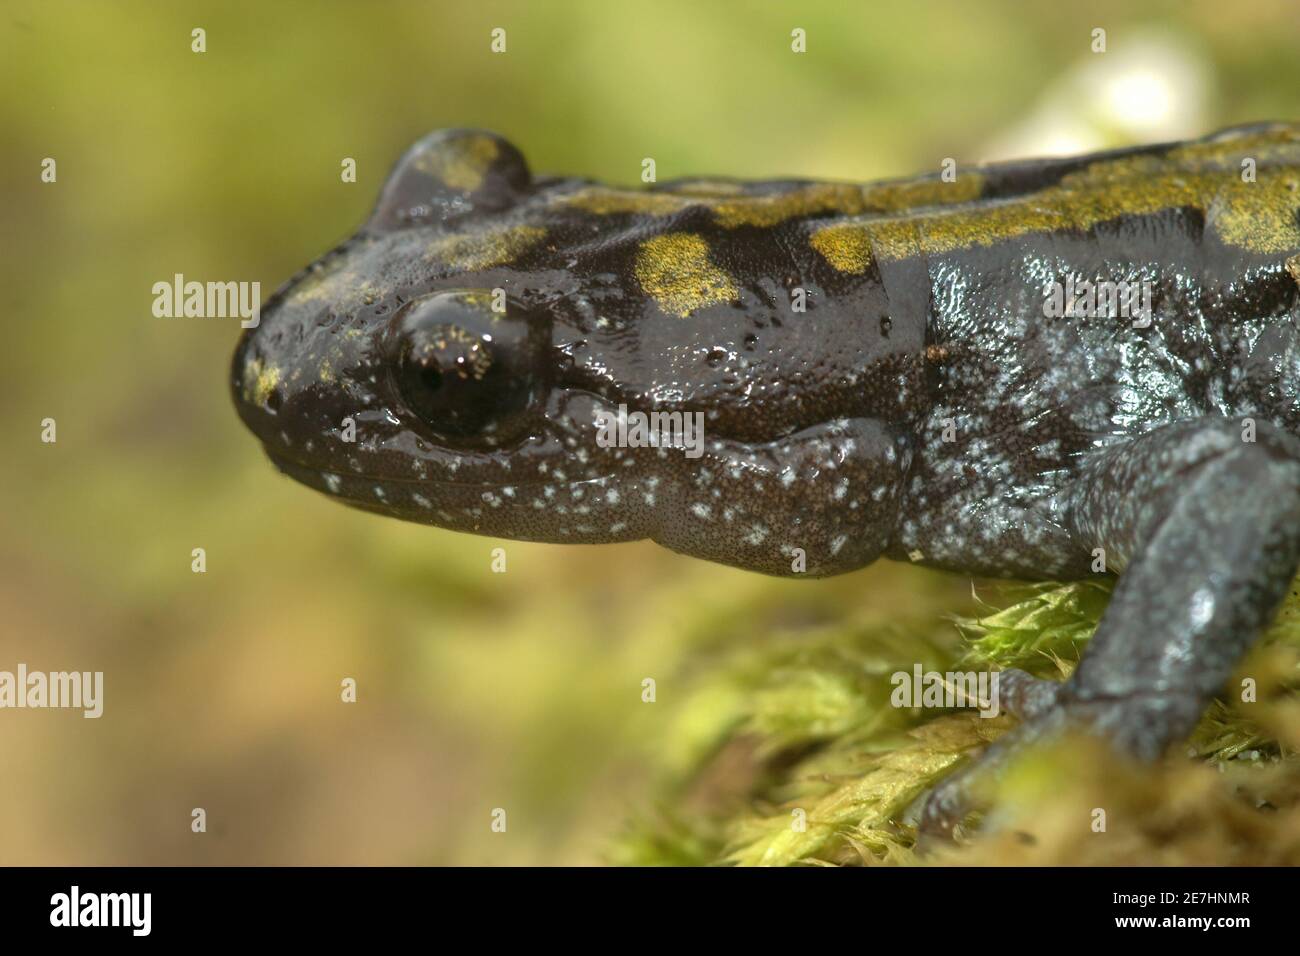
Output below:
[233,124,1300,835]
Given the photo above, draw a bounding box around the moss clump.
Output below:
[611,578,1300,866]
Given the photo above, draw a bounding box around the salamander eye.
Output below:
[389,290,548,447]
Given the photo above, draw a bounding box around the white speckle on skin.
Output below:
[1190,588,1215,626]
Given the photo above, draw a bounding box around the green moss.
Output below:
[956,579,1112,673]
[612,577,1300,866]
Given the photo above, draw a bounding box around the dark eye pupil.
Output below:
[420,364,444,392]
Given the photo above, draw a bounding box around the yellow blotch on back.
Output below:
[810,223,874,274]
[667,180,746,197]
[812,126,1300,264]
[635,233,738,317]
[565,182,865,228]
[563,189,695,217]
[860,170,1300,261]
[710,183,870,228]
[861,128,1300,259]
[1209,174,1300,254]
[561,175,986,231]
[857,173,985,214]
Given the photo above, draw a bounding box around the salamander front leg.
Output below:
[920,417,1300,840]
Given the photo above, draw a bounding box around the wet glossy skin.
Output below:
[233,123,1300,836]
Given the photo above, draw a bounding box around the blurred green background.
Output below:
[2,0,1298,864]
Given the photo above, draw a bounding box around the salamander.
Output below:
[231,123,1300,837]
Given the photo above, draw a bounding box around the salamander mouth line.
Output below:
[265,445,617,493]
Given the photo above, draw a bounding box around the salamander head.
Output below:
[232,129,913,575]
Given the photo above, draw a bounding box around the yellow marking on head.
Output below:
[810,223,874,274]
[414,134,500,192]
[285,236,380,307]
[242,357,282,406]
[634,233,737,317]
[427,224,546,270]
[290,265,352,305]
[292,273,385,315]
[319,358,335,383]
[254,364,281,405]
